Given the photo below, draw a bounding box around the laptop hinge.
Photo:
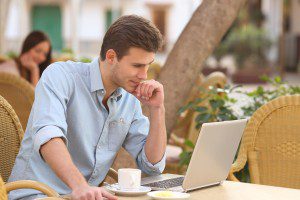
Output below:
[185,181,222,192]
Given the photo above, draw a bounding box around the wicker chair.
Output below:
[0,94,24,182]
[0,95,60,198]
[228,95,300,189]
[0,55,8,64]
[0,73,35,130]
[166,72,227,173]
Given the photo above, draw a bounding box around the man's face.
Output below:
[110,47,155,93]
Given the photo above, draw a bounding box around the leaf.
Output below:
[179,151,192,166]
[195,113,212,123]
[209,99,224,110]
[178,102,194,114]
[260,75,269,82]
[274,76,282,84]
[218,113,230,121]
[256,86,264,95]
[194,106,208,112]
[195,122,202,130]
[184,139,195,148]
[194,97,204,104]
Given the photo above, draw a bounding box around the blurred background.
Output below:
[0,0,300,83]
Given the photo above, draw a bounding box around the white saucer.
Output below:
[105,183,151,196]
[147,191,190,199]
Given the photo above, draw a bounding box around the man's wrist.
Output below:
[149,104,165,113]
[70,180,89,191]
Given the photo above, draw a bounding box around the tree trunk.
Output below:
[157,0,246,134]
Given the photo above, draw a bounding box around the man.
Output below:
[8,15,166,200]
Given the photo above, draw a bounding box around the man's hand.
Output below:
[133,79,164,108]
[71,184,117,200]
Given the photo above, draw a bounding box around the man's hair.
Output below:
[100,15,163,61]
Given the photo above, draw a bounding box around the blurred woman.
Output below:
[0,31,52,86]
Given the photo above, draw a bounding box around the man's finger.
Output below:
[141,84,150,98]
[147,86,155,98]
[101,189,118,200]
[139,82,147,97]
[135,83,141,97]
[95,190,103,200]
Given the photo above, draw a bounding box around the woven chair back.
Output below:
[0,95,23,182]
[0,73,34,130]
[243,95,300,189]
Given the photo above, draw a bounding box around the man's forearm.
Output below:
[145,106,167,164]
[40,137,88,190]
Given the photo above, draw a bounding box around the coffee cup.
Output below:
[118,168,141,190]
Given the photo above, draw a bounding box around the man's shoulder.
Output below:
[46,60,89,76]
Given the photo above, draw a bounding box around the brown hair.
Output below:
[19,31,52,77]
[100,15,163,61]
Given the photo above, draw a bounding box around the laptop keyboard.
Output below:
[142,176,184,189]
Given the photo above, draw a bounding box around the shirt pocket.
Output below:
[108,119,130,151]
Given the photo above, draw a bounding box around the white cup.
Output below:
[118,168,141,190]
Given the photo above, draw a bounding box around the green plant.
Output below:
[61,48,74,55]
[241,76,300,117]
[178,85,239,166]
[214,24,272,68]
[79,57,92,63]
[5,51,18,59]
[177,76,300,181]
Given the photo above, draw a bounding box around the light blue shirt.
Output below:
[8,58,166,199]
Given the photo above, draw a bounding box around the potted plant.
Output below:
[217,24,272,83]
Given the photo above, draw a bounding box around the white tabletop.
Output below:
[117,181,300,200]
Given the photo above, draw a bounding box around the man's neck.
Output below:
[99,59,117,102]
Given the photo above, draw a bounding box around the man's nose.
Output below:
[137,68,148,80]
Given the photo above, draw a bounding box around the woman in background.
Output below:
[0,31,52,86]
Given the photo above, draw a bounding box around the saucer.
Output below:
[105,183,151,196]
[147,191,190,199]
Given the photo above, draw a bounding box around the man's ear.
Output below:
[105,49,117,64]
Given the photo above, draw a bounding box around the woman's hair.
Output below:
[20,30,52,76]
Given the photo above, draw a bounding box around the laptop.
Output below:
[141,119,248,192]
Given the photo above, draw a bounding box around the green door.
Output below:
[31,5,62,51]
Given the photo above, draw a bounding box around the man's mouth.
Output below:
[130,80,140,87]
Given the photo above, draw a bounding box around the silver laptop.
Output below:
[141,119,248,192]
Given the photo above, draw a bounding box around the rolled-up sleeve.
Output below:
[31,63,72,158]
[122,100,166,175]
[33,126,68,153]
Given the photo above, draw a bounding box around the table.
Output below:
[117,181,300,200]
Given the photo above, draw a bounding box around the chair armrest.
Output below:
[107,168,118,182]
[169,133,185,148]
[227,171,240,182]
[5,180,60,197]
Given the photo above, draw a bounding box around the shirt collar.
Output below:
[90,57,104,92]
[89,57,123,101]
